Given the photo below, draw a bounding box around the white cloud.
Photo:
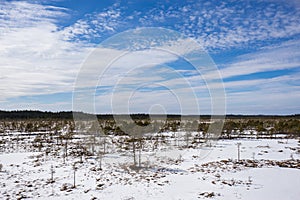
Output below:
[0,1,67,28]
[0,0,298,114]
[94,86,206,115]
[218,39,300,79]
[216,40,300,114]
[137,0,300,50]
[226,88,300,115]
[62,4,122,41]
[53,0,300,51]
[0,1,93,102]
[0,100,72,112]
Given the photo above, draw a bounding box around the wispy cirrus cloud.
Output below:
[219,39,300,79]
[0,0,299,114]
[0,1,68,28]
[218,39,300,114]
[0,1,93,102]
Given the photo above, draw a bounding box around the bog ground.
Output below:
[0,132,299,200]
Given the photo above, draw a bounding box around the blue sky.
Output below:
[0,0,299,114]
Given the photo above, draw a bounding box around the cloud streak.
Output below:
[0,1,92,101]
[219,39,300,79]
[0,0,299,114]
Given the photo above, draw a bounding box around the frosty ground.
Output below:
[0,134,299,200]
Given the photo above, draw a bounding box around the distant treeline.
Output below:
[0,110,75,120]
[0,110,299,121]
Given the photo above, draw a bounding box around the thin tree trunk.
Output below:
[133,140,136,166]
[65,140,68,159]
[73,167,76,188]
[103,136,106,154]
[138,139,142,167]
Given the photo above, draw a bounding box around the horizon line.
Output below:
[0,110,299,117]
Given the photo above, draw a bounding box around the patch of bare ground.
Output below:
[189,159,300,174]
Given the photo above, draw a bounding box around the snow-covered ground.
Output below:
[0,136,299,199]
